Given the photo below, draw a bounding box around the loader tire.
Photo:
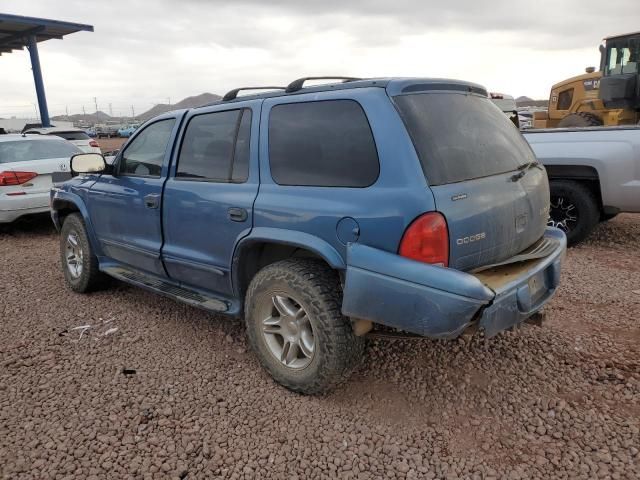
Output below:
[557,112,603,128]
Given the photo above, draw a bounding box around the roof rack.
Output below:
[222,86,286,101]
[285,76,362,93]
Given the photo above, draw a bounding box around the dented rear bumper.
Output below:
[342,227,566,339]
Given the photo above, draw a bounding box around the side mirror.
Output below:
[70,152,107,174]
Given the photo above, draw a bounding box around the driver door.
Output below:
[86,115,182,275]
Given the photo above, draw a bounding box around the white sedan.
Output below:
[23,126,102,154]
[0,134,81,223]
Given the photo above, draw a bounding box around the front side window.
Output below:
[119,119,176,177]
[606,38,640,75]
[176,108,252,182]
[268,100,379,187]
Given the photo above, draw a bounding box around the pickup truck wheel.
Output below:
[557,112,603,128]
[60,213,107,293]
[244,259,364,395]
[548,180,599,246]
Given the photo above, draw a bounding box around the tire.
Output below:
[600,212,619,222]
[548,180,600,246]
[557,112,603,128]
[60,213,107,293]
[244,258,364,395]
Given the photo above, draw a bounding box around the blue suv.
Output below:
[51,77,566,394]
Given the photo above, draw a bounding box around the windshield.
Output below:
[0,139,81,164]
[394,92,537,185]
[605,37,640,75]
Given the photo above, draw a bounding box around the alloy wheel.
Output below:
[261,294,315,369]
[548,196,578,232]
[65,231,84,279]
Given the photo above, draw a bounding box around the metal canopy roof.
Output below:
[0,13,93,55]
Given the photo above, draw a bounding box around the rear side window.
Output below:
[52,131,90,141]
[0,140,80,163]
[268,100,379,187]
[394,93,537,186]
[177,109,252,182]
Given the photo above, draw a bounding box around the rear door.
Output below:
[161,101,259,295]
[393,91,549,271]
[86,115,182,275]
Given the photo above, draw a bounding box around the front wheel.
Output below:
[548,180,599,246]
[60,213,107,292]
[244,259,364,395]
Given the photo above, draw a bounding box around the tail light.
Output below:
[399,212,449,267]
[0,171,38,186]
[89,140,100,148]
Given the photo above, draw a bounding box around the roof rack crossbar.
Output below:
[285,76,362,93]
[222,86,287,101]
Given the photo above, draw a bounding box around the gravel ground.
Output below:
[1,215,639,479]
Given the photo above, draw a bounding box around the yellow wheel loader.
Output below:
[534,32,640,128]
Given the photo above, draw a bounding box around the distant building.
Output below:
[0,118,74,133]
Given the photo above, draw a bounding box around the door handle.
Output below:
[144,194,160,209]
[228,207,248,222]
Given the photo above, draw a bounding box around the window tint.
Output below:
[231,110,251,183]
[269,100,379,187]
[52,131,90,141]
[177,110,247,181]
[120,119,176,177]
[0,139,81,164]
[394,93,537,186]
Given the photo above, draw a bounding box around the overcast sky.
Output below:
[1,0,638,118]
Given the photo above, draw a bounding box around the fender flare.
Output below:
[51,190,103,255]
[231,227,346,295]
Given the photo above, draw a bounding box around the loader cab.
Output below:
[599,32,640,111]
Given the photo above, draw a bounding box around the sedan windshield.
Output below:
[0,140,81,164]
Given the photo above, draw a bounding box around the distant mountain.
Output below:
[51,111,115,124]
[516,96,548,108]
[137,93,222,121]
[51,93,223,126]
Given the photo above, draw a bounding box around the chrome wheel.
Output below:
[262,294,315,369]
[548,196,577,232]
[65,231,84,279]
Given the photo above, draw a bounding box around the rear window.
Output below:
[52,131,90,141]
[269,100,379,187]
[394,93,536,185]
[0,140,81,164]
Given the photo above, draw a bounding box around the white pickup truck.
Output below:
[524,126,640,245]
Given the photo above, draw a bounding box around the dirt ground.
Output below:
[95,137,126,154]
[1,215,638,479]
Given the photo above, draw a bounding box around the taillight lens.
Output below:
[399,212,449,267]
[89,140,100,148]
[0,171,38,186]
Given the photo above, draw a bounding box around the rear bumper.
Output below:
[0,193,50,223]
[342,227,567,338]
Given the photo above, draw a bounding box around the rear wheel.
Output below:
[60,213,107,292]
[548,180,600,246]
[557,112,603,128]
[244,259,364,395]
